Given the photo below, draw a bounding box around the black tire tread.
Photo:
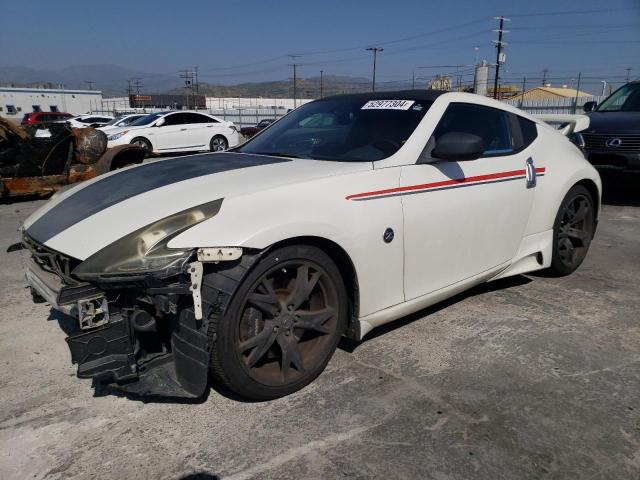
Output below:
[548,184,595,276]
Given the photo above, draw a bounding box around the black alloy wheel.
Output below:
[549,184,595,276]
[208,245,347,400]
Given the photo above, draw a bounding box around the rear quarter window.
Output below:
[518,116,538,148]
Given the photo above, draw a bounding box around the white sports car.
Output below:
[20,91,601,400]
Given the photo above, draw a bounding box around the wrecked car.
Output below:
[19,91,600,401]
[0,116,145,198]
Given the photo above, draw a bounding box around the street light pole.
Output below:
[320,70,324,98]
[366,47,383,92]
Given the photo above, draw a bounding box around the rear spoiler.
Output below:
[534,114,590,136]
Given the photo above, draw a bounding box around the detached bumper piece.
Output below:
[65,309,209,399]
[66,318,137,382]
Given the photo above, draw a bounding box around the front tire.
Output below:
[208,245,347,400]
[210,135,228,152]
[130,137,152,156]
[548,184,595,276]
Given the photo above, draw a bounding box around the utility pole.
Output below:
[288,54,302,108]
[600,80,607,96]
[541,68,549,86]
[366,47,383,92]
[85,80,95,90]
[127,79,133,108]
[194,66,199,109]
[519,77,527,108]
[626,67,632,82]
[133,78,143,110]
[573,72,582,114]
[320,70,324,98]
[179,70,196,109]
[412,70,415,89]
[492,16,509,99]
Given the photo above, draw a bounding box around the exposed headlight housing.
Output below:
[107,130,128,141]
[73,199,223,279]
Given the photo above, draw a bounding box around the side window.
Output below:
[50,105,59,112]
[163,113,185,126]
[433,103,514,157]
[6,105,17,114]
[32,105,41,112]
[185,113,217,124]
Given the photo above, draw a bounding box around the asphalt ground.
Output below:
[0,171,639,479]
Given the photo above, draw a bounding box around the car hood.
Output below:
[586,111,640,134]
[104,124,148,136]
[23,152,370,260]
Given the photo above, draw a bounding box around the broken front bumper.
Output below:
[26,257,210,399]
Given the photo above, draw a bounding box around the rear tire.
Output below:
[548,184,595,276]
[208,245,347,400]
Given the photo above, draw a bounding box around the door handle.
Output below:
[525,157,537,188]
[180,128,187,131]
[206,125,213,128]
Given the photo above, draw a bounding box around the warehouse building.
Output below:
[509,85,592,101]
[0,86,103,121]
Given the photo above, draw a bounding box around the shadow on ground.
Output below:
[339,274,531,352]
[600,170,640,207]
[178,473,219,480]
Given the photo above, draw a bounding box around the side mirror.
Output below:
[431,132,484,161]
[583,101,597,113]
[155,117,165,127]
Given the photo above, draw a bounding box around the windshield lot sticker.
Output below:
[361,100,415,110]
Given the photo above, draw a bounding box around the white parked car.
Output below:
[97,114,147,133]
[20,91,601,401]
[105,110,240,154]
[67,114,115,128]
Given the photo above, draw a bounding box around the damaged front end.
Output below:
[22,199,246,399]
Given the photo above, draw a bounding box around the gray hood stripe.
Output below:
[27,153,290,244]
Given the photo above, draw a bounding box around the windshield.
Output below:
[237,98,432,161]
[597,83,640,112]
[129,112,164,127]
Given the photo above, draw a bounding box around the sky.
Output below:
[1,0,639,94]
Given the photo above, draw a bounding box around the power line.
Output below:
[506,7,636,17]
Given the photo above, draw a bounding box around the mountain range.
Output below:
[0,64,418,98]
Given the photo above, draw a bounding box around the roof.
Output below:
[510,86,592,101]
[0,86,102,95]
[319,89,447,102]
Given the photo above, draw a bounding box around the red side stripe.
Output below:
[346,168,543,200]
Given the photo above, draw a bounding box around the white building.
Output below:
[0,87,103,121]
[100,96,313,114]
